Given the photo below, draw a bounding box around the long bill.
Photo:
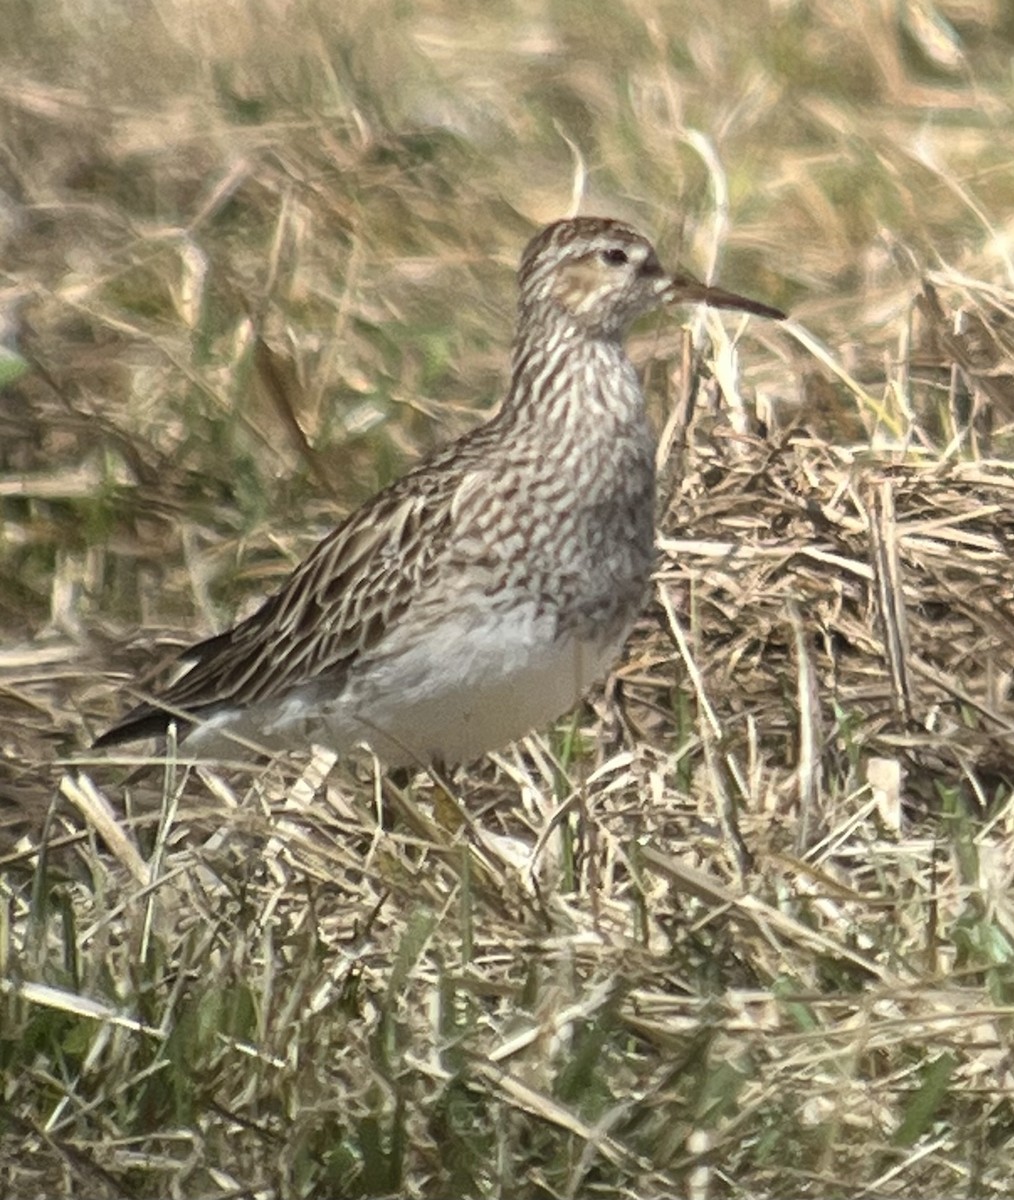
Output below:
[664,270,786,321]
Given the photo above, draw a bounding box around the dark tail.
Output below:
[92,704,190,749]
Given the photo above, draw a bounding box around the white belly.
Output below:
[186,603,626,765]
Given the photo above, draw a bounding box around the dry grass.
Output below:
[4,0,1014,1196]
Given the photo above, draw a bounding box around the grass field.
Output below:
[4,0,1014,1196]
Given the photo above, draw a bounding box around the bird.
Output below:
[95,217,784,765]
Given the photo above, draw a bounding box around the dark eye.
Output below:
[600,247,629,266]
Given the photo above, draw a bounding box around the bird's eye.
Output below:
[600,247,629,266]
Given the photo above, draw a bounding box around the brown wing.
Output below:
[94,479,455,746]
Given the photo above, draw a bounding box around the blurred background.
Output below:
[4,0,1012,710]
[4,2,1014,1197]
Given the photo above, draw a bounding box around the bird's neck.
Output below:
[504,316,640,432]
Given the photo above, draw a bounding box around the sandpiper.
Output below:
[96,217,783,763]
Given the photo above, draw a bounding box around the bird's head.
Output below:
[518,216,784,337]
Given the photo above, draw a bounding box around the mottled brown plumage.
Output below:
[96,217,784,763]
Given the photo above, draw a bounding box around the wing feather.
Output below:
[95,476,458,745]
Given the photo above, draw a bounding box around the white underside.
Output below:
[185,602,626,765]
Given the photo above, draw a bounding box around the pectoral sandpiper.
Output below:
[96,217,784,764]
